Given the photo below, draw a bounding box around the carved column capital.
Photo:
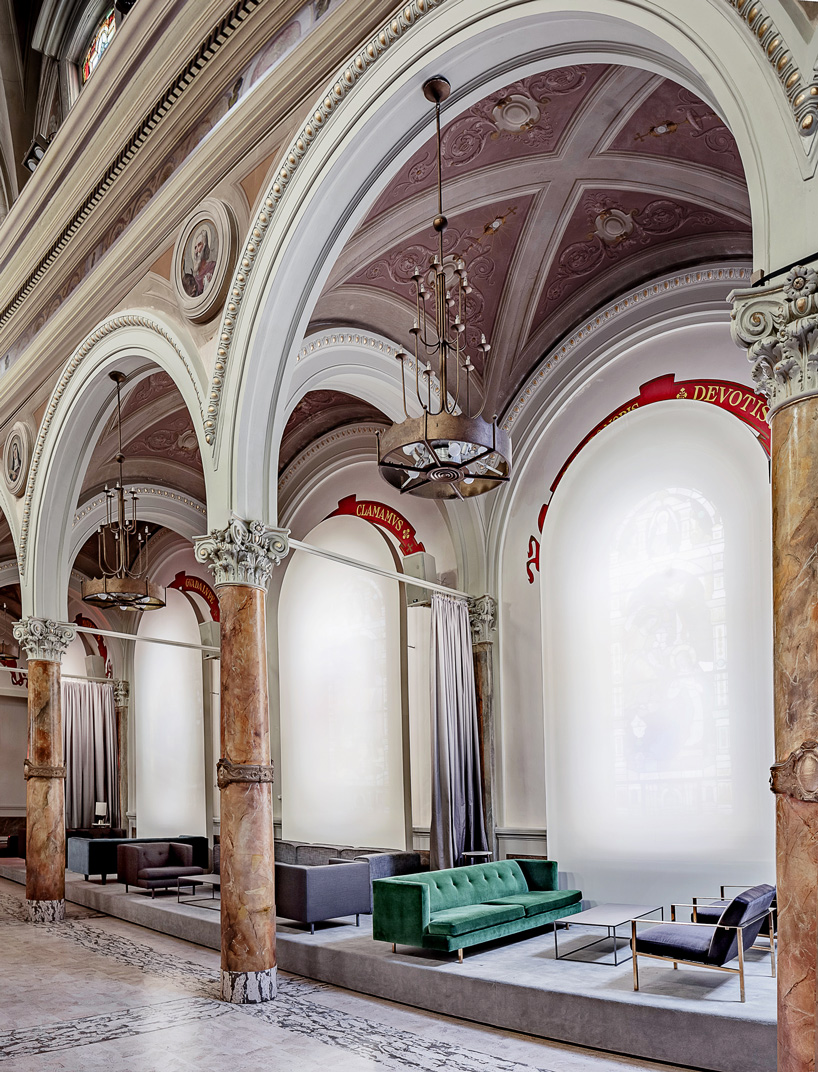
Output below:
[113,680,130,707]
[194,515,289,592]
[731,267,818,416]
[467,594,497,646]
[13,618,76,662]
[771,740,818,802]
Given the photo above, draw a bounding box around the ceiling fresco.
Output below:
[312,63,751,420]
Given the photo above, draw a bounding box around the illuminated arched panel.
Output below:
[542,401,773,907]
[278,515,405,848]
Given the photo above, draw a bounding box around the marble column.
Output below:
[12,618,76,922]
[195,516,289,1004]
[732,266,818,1072]
[113,681,129,831]
[468,595,497,856]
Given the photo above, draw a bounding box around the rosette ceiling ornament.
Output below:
[377,77,511,499]
[82,372,166,611]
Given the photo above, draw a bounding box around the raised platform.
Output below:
[0,862,775,1072]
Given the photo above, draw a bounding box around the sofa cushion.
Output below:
[138,866,203,880]
[427,903,524,937]
[484,889,581,917]
[422,860,530,912]
[295,844,353,866]
[635,923,713,963]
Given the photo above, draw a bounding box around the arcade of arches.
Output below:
[1,2,818,1071]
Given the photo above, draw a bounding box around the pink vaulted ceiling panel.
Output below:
[348,195,534,367]
[608,81,745,179]
[368,66,610,219]
[530,189,750,334]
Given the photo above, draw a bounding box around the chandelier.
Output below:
[377,76,511,499]
[81,372,165,611]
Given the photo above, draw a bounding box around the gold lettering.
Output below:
[728,390,742,407]
[705,386,718,402]
[718,386,730,404]
[740,394,756,413]
[693,385,707,401]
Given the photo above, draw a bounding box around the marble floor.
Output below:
[0,877,706,1072]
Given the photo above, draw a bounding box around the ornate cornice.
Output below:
[194,515,289,590]
[468,594,497,646]
[20,314,203,575]
[74,487,206,528]
[13,618,76,662]
[721,0,818,137]
[503,266,752,433]
[205,0,445,446]
[730,265,818,413]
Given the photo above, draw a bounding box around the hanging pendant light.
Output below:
[377,76,511,499]
[81,372,166,611]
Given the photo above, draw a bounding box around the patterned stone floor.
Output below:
[0,877,698,1072]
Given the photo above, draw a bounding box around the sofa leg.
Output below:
[151,889,155,899]
[392,943,396,953]
[356,915,360,927]
[101,875,106,885]
[457,949,464,964]
[84,875,89,882]
[125,884,128,892]
[310,923,314,935]
[673,962,678,970]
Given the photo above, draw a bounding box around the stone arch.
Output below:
[209,0,803,527]
[22,311,217,620]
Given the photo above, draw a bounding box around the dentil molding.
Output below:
[730,265,818,414]
[195,515,289,590]
[13,617,76,662]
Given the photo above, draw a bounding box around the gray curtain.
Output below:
[63,680,118,829]
[429,593,488,870]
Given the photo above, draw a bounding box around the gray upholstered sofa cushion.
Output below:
[275,860,371,928]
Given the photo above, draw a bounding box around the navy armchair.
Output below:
[690,884,777,946]
[631,883,776,1002]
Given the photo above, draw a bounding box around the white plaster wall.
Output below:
[498,317,766,835]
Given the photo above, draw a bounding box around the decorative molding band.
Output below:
[205,0,446,446]
[278,422,387,491]
[113,680,130,707]
[730,266,818,413]
[13,618,76,662]
[467,594,497,646]
[495,828,548,841]
[74,487,206,528]
[503,266,752,434]
[217,757,275,788]
[19,314,203,576]
[195,515,289,589]
[0,0,265,340]
[721,0,818,136]
[770,739,818,802]
[23,761,66,780]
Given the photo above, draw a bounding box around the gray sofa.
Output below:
[67,835,209,883]
[118,841,205,896]
[275,859,372,933]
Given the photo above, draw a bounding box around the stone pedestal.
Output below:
[13,618,76,922]
[195,516,288,1004]
[732,267,818,1072]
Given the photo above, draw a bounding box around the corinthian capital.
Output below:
[13,618,76,662]
[730,266,818,415]
[113,680,130,707]
[194,515,289,592]
[467,594,497,646]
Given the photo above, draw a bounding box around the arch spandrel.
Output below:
[22,311,220,622]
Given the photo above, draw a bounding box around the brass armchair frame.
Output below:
[630,907,776,1003]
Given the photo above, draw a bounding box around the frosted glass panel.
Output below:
[543,402,774,908]
[407,605,432,829]
[134,588,206,837]
[279,515,405,849]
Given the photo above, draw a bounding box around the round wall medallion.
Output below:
[172,200,238,323]
[4,421,31,497]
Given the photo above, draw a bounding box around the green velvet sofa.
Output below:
[372,858,582,960]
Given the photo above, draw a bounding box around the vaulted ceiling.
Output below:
[310,64,751,421]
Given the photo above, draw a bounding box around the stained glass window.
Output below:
[82,9,116,84]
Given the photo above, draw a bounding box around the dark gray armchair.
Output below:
[631,883,776,1002]
[118,841,205,896]
[275,860,371,933]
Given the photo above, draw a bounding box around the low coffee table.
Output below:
[177,873,221,910]
[553,903,663,966]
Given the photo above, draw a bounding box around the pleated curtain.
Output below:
[429,592,488,870]
[63,680,118,829]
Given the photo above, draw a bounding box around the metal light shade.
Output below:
[81,576,166,611]
[378,411,511,499]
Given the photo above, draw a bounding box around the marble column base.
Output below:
[26,898,65,922]
[221,966,276,1004]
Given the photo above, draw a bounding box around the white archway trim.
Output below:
[204,0,444,448]
[501,264,753,437]
[21,312,213,621]
[0,557,18,586]
[278,422,387,500]
[72,485,207,564]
